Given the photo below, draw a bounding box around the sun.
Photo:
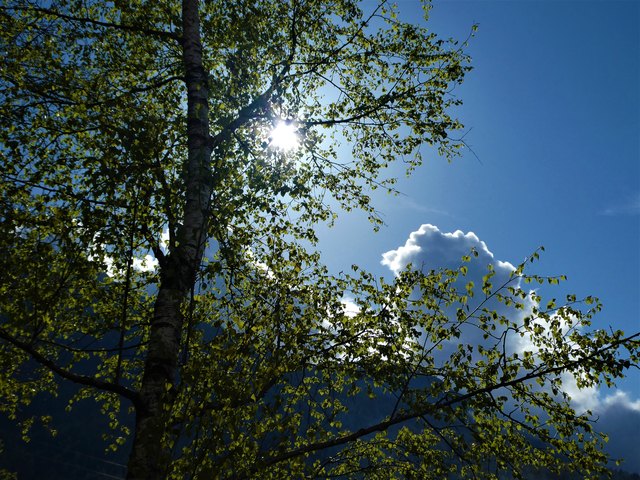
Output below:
[269,121,299,151]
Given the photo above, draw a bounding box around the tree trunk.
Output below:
[126,0,212,477]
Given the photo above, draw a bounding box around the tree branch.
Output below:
[0,173,120,207]
[2,5,181,43]
[0,328,141,408]
[257,331,640,469]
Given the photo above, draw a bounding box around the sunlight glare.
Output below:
[269,121,299,151]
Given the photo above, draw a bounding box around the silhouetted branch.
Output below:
[0,328,141,408]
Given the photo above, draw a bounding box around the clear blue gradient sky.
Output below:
[316,0,640,470]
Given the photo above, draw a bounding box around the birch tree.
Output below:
[1,0,638,479]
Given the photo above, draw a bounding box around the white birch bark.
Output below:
[126,0,211,477]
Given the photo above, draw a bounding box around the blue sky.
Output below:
[316,0,640,470]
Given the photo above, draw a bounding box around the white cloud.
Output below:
[381,224,520,361]
[601,192,640,216]
[382,224,640,473]
[561,373,601,413]
[100,253,158,277]
[393,197,452,218]
[160,228,170,253]
[132,254,159,273]
[591,391,640,473]
[565,378,640,415]
[340,297,360,318]
[381,223,514,276]
[602,390,640,412]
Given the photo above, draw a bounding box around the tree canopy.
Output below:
[0,0,638,479]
